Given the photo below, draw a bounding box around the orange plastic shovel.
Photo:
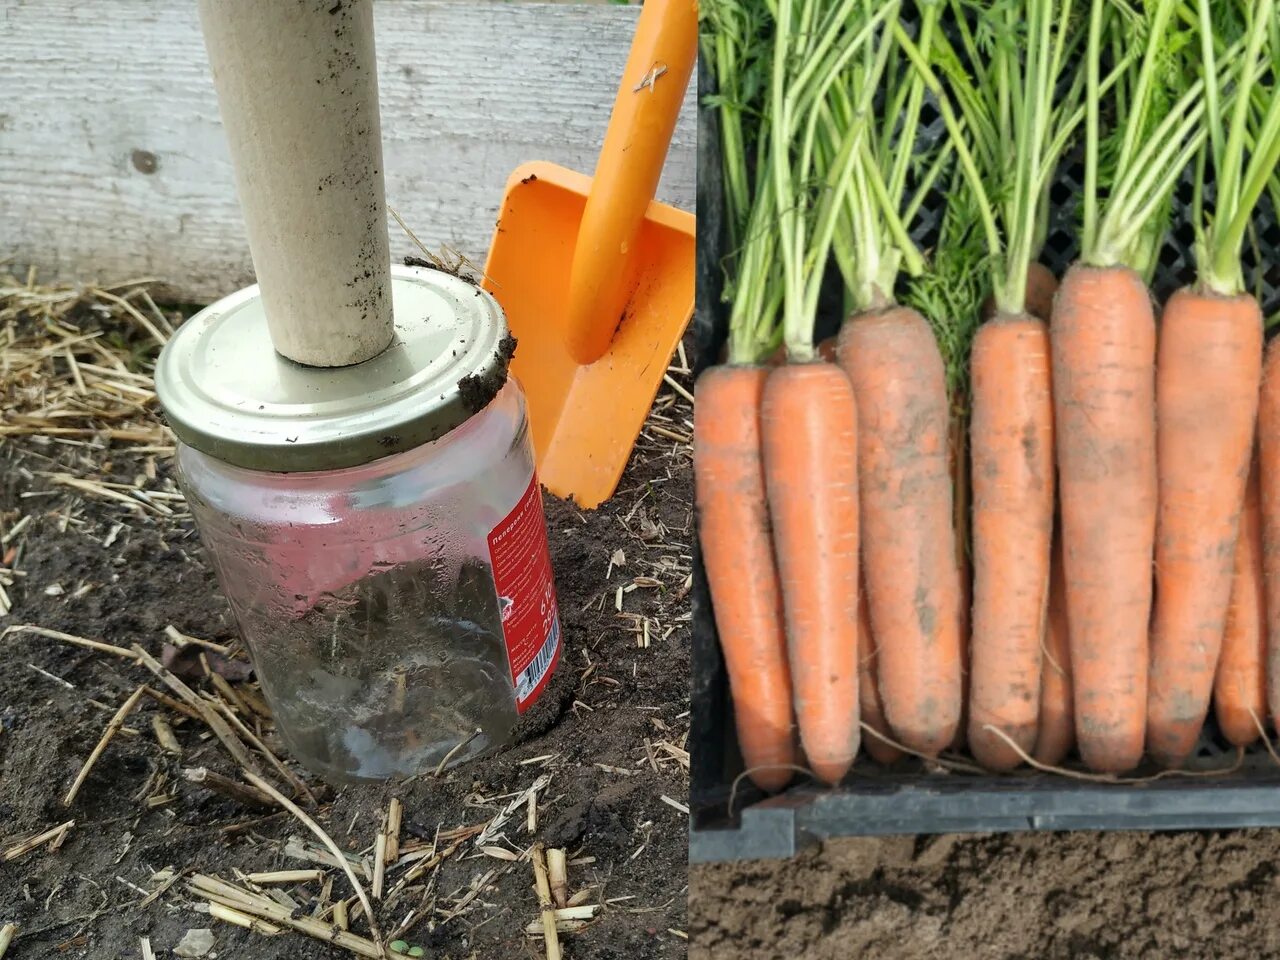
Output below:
[481,0,697,509]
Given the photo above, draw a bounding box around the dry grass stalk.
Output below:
[524,905,602,935]
[382,837,466,909]
[659,795,689,815]
[385,798,402,865]
[26,662,74,690]
[437,867,497,922]
[531,843,563,960]
[45,474,146,514]
[433,727,482,777]
[0,923,15,958]
[191,875,381,958]
[2,624,136,661]
[241,770,386,955]
[475,774,551,848]
[208,902,285,936]
[333,898,350,932]
[208,672,252,717]
[132,644,260,775]
[47,820,72,852]
[64,685,145,806]
[284,836,371,880]
[546,848,568,908]
[163,625,233,657]
[212,699,315,805]
[151,715,181,756]
[235,684,273,720]
[142,685,200,721]
[245,870,324,886]
[136,868,185,910]
[183,767,274,810]
[372,833,387,901]
[478,844,521,862]
[3,820,75,862]
[567,888,595,907]
[87,287,169,347]
[138,936,156,960]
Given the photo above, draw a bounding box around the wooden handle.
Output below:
[198,0,394,367]
[562,0,698,366]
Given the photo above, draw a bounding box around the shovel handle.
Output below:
[198,0,394,368]
[563,0,698,366]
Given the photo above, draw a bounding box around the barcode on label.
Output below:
[515,618,561,705]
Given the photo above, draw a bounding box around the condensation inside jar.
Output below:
[178,380,558,783]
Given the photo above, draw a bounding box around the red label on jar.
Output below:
[487,473,562,713]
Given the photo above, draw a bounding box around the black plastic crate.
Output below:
[689,56,1280,865]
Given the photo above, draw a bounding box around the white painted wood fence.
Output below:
[0,0,697,302]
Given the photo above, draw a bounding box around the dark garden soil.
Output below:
[689,829,1280,959]
[0,285,693,959]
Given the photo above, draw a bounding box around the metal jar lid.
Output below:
[155,265,514,473]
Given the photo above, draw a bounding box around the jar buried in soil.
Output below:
[156,268,562,783]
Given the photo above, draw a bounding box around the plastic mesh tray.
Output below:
[690,56,1280,865]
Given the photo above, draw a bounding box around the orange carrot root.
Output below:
[694,365,796,792]
[1148,288,1262,768]
[761,362,861,785]
[950,405,972,753]
[968,314,1055,771]
[1051,264,1156,773]
[1034,524,1074,765]
[1215,451,1267,747]
[1258,338,1280,732]
[837,306,962,756]
[857,574,904,765]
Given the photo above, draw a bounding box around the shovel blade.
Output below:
[482,161,695,509]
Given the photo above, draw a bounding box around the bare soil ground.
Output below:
[0,277,693,958]
[690,830,1280,959]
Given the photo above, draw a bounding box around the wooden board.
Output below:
[0,0,697,303]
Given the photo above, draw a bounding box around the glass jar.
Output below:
[156,267,562,783]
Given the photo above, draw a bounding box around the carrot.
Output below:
[825,6,962,757]
[949,406,971,754]
[1147,0,1278,768]
[752,0,894,786]
[838,309,961,755]
[1034,524,1074,766]
[760,364,860,783]
[899,2,1075,770]
[1044,0,1219,771]
[1051,266,1157,771]
[857,571,902,765]
[967,314,1055,770]
[967,261,1059,757]
[694,366,795,792]
[1261,339,1280,728]
[1214,450,1266,747]
[1148,291,1262,765]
